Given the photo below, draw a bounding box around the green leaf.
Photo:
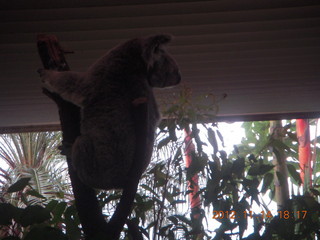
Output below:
[7,177,31,193]
[146,220,156,230]
[140,184,159,197]
[104,193,121,204]
[271,139,291,152]
[247,164,273,176]
[247,164,260,176]
[157,136,171,150]
[287,164,302,185]
[24,226,67,240]
[19,205,51,227]
[159,224,173,236]
[64,205,81,240]
[259,164,274,175]
[221,162,233,179]
[52,202,67,224]
[242,178,260,189]
[168,124,177,141]
[248,154,257,162]
[261,173,274,194]
[269,185,275,201]
[155,169,167,187]
[208,128,218,154]
[165,104,179,115]
[216,129,225,147]
[232,157,245,177]
[1,237,21,240]
[233,145,240,155]
[0,203,16,225]
[26,189,46,199]
[46,200,59,212]
[171,200,186,206]
[219,150,228,162]
[55,191,65,199]
[310,188,320,196]
[168,216,178,225]
[173,146,182,163]
[186,154,207,180]
[165,192,174,204]
[238,211,248,238]
[287,132,298,142]
[171,214,192,226]
[168,229,175,240]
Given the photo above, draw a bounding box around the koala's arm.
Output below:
[39,69,89,106]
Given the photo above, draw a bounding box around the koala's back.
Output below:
[73,94,138,189]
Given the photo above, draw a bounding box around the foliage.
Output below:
[232,120,320,239]
[237,120,320,195]
[0,178,80,240]
[0,91,319,239]
[0,132,71,207]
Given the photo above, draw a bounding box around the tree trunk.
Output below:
[37,34,108,238]
[296,119,312,190]
[37,34,145,240]
[184,128,203,239]
[270,121,289,210]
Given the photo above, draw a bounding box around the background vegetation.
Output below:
[0,90,319,240]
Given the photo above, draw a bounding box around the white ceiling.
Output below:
[1,0,320,132]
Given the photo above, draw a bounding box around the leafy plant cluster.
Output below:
[0,178,80,240]
[0,90,319,239]
[0,132,71,206]
[238,120,320,194]
[203,145,320,240]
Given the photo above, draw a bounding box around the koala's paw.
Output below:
[37,68,49,83]
[58,141,73,156]
[37,68,54,91]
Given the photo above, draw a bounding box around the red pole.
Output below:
[184,129,201,210]
[296,119,312,186]
[184,128,203,237]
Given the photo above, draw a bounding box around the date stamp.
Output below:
[212,210,308,220]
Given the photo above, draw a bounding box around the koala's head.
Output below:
[142,35,181,88]
[106,34,180,88]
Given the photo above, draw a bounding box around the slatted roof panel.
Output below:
[1,0,320,132]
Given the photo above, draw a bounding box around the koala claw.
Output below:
[58,141,73,156]
[38,69,50,87]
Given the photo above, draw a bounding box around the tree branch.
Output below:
[37,34,108,238]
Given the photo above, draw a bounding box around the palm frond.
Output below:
[0,131,71,205]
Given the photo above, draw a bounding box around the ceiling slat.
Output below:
[1,0,320,132]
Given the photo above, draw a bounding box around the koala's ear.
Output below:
[142,34,172,69]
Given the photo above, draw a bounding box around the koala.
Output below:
[39,34,181,190]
